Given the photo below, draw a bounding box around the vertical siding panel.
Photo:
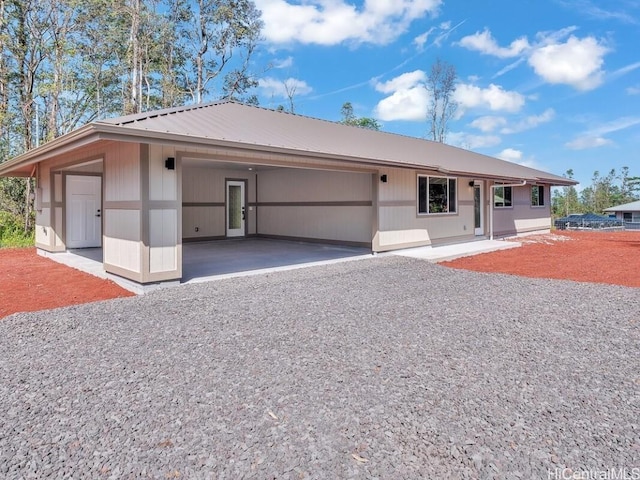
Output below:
[149,209,177,273]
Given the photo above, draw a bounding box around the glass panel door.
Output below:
[474,183,484,236]
[226,181,245,237]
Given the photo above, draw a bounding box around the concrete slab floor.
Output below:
[41,237,524,294]
[390,238,522,262]
[182,238,372,283]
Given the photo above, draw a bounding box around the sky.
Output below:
[248,0,640,189]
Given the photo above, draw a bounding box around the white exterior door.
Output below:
[66,175,102,248]
[474,182,484,236]
[226,180,246,237]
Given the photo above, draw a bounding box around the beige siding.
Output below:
[102,143,144,280]
[35,208,50,245]
[105,142,140,202]
[492,185,551,236]
[257,169,372,244]
[183,206,225,238]
[149,144,177,201]
[54,207,63,247]
[259,168,371,202]
[149,209,178,273]
[54,173,62,203]
[258,206,371,243]
[182,166,256,238]
[104,209,141,272]
[40,163,51,203]
[375,167,477,251]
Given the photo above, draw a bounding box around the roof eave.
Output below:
[0,124,97,176]
[1,120,582,187]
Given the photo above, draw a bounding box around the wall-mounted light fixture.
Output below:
[165,157,175,170]
[380,174,388,183]
[469,180,475,187]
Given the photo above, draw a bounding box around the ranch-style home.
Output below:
[0,101,576,286]
[604,200,640,225]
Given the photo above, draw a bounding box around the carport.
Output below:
[180,156,375,248]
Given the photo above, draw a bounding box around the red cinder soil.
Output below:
[442,230,640,288]
[0,248,134,319]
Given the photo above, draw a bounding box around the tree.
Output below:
[0,0,265,239]
[425,58,457,143]
[552,169,581,217]
[183,0,262,104]
[553,167,640,218]
[618,166,640,204]
[340,102,380,130]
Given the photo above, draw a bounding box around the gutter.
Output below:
[489,180,527,240]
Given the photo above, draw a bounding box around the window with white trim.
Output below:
[493,184,512,208]
[531,185,545,207]
[418,175,457,214]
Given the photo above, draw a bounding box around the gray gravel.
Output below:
[1,256,639,479]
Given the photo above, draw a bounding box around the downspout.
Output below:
[489,180,527,240]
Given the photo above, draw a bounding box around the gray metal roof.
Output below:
[100,101,574,184]
[604,200,640,212]
[1,100,577,185]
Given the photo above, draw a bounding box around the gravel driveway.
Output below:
[1,256,638,479]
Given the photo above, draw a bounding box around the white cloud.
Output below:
[469,116,507,133]
[374,71,430,121]
[496,148,523,162]
[493,58,527,78]
[455,83,525,113]
[457,27,610,91]
[610,61,640,80]
[375,87,429,121]
[413,27,436,51]
[254,0,442,46]
[495,148,541,169]
[566,116,640,149]
[273,56,294,69]
[448,132,502,149]
[500,108,555,134]
[413,21,454,51]
[258,77,313,97]
[627,85,640,95]
[457,28,529,58]
[556,0,639,25]
[374,72,525,122]
[374,70,426,94]
[565,136,612,150]
[528,35,609,90]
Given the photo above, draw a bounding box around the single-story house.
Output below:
[0,101,577,286]
[604,200,640,226]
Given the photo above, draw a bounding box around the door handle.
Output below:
[242,207,246,220]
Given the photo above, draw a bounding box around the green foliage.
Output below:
[340,102,380,130]
[552,167,640,218]
[0,177,26,217]
[0,210,34,248]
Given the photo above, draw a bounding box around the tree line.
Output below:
[0,0,263,159]
[0,0,263,245]
[552,167,640,218]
